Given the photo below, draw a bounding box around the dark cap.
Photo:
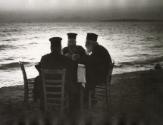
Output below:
[67,33,77,39]
[49,37,62,47]
[86,33,98,41]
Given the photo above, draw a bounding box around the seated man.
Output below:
[63,33,86,63]
[84,33,112,106]
[34,37,76,105]
[62,33,86,110]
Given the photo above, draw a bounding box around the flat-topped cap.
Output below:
[67,33,77,39]
[86,33,98,41]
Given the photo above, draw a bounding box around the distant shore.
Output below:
[100,19,163,22]
[0,19,163,23]
[0,69,163,124]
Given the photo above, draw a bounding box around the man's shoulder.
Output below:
[62,47,68,51]
[97,45,112,61]
[41,53,51,59]
[76,45,85,52]
[63,46,84,49]
[96,45,108,53]
[77,45,84,49]
[97,44,106,49]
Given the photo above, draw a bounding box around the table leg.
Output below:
[80,85,84,112]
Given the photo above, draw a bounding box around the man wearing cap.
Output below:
[84,33,112,105]
[34,37,76,105]
[40,37,74,69]
[63,33,86,63]
[63,33,86,111]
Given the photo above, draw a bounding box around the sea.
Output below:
[0,22,163,87]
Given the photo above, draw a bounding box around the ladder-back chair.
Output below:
[19,61,34,104]
[89,62,114,109]
[41,69,69,113]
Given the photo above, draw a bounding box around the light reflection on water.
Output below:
[0,22,163,87]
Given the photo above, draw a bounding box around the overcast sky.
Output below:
[0,0,163,21]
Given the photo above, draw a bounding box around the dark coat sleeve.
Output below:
[78,46,86,57]
[37,56,45,70]
[85,45,112,87]
[77,46,87,64]
[62,47,68,55]
[40,55,48,69]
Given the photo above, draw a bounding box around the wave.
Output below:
[0,44,17,50]
[0,33,7,37]
[28,36,39,40]
[150,44,163,49]
[1,57,162,70]
[141,36,155,41]
[0,62,33,70]
[2,38,18,42]
[119,56,163,66]
[0,57,15,62]
[2,29,20,33]
[28,42,38,45]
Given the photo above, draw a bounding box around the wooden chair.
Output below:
[41,69,69,113]
[89,62,114,110]
[19,62,34,103]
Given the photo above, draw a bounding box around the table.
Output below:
[77,64,86,111]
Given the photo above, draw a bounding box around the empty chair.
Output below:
[41,69,69,113]
[19,61,35,103]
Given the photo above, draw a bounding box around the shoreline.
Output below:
[0,69,163,124]
[0,68,160,89]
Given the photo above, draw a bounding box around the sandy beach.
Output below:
[0,69,163,124]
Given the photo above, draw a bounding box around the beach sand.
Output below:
[0,69,163,124]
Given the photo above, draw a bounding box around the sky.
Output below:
[0,0,163,21]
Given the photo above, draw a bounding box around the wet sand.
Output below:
[0,69,163,124]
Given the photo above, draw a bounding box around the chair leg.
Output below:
[80,86,84,112]
[107,85,112,111]
[105,88,109,109]
[66,96,70,113]
[88,91,92,110]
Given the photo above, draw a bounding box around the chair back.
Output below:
[94,61,114,109]
[106,61,114,107]
[41,69,68,113]
[107,61,114,84]
[19,61,29,103]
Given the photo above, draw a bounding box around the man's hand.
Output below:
[65,53,71,58]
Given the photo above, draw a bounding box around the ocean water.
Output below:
[0,22,163,87]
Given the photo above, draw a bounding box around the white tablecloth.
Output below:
[77,64,86,87]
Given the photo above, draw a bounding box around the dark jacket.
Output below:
[39,52,76,92]
[85,44,112,89]
[63,45,86,83]
[62,45,86,63]
[40,52,74,70]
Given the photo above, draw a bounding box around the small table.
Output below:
[77,64,86,111]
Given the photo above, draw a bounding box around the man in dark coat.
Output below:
[84,33,112,106]
[34,37,76,104]
[63,33,86,63]
[85,33,112,89]
[62,33,86,110]
[40,37,74,70]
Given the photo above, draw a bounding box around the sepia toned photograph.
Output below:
[0,0,163,124]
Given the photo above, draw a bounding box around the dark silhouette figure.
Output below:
[63,33,86,63]
[40,37,74,70]
[84,33,112,106]
[34,37,76,106]
[85,33,112,89]
[62,33,86,110]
